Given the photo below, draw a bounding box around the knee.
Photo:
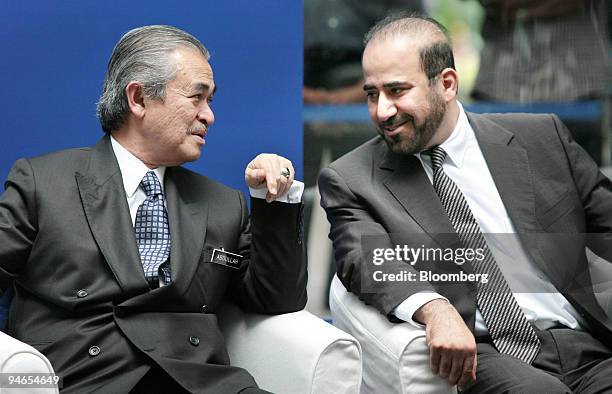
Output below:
[513,376,570,394]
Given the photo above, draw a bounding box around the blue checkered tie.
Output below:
[135,171,171,287]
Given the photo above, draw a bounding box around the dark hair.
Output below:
[364,12,455,81]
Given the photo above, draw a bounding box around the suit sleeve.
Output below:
[229,191,307,314]
[0,159,37,282]
[552,114,612,260]
[319,166,436,321]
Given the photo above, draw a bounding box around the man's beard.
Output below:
[379,90,446,155]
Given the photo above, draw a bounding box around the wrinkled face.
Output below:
[142,47,216,166]
[363,37,446,155]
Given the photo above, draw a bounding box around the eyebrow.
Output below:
[363,81,409,91]
[192,83,217,95]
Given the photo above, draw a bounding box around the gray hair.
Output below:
[96,25,210,133]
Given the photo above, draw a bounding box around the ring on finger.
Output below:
[280,167,290,179]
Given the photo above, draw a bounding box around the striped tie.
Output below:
[425,146,540,364]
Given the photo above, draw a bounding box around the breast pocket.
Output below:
[538,190,574,230]
[193,246,239,306]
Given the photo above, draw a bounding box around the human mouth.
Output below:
[382,119,410,136]
[189,127,207,145]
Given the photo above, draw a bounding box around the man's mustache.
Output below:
[188,125,208,134]
[380,114,413,129]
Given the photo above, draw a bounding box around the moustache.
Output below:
[380,114,413,129]
[188,125,208,135]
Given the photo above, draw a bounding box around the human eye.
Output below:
[389,86,405,95]
[365,91,378,102]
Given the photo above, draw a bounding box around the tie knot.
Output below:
[140,171,163,197]
[423,146,447,171]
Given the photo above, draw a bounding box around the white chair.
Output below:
[329,256,612,394]
[218,301,362,394]
[0,303,363,394]
[0,331,57,394]
[330,276,455,394]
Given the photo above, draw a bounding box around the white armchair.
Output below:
[217,301,362,394]
[329,276,455,394]
[329,256,612,394]
[0,303,363,394]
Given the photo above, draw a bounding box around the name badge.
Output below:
[211,248,243,270]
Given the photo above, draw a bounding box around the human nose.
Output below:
[198,103,215,126]
[376,93,397,122]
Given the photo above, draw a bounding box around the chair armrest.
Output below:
[0,331,58,393]
[329,276,455,394]
[217,302,362,394]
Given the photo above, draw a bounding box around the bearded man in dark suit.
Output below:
[319,13,612,393]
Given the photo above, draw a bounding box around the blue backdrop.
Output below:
[0,1,303,197]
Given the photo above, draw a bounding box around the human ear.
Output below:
[439,68,458,101]
[125,81,146,119]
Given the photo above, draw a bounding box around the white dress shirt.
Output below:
[394,103,589,334]
[110,136,304,225]
[110,136,304,287]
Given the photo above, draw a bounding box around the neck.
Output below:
[429,100,460,147]
[111,127,159,169]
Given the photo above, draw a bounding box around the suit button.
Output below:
[200,305,209,313]
[88,346,101,357]
[189,336,200,346]
[77,289,88,298]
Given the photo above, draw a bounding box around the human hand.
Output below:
[414,299,477,390]
[245,154,295,203]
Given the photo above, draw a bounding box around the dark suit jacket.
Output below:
[319,111,612,350]
[0,135,307,393]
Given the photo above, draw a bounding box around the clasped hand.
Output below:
[414,299,478,390]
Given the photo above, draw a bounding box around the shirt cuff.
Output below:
[393,292,449,328]
[249,180,304,204]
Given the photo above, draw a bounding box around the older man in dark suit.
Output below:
[319,13,612,393]
[0,25,306,393]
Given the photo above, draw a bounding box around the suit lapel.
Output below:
[163,167,208,295]
[379,147,458,248]
[76,135,150,298]
[467,113,551,277]
[467,113,538,234]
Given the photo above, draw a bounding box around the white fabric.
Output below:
[110,136,166,225]
[394,292,448,329]
[330,276,455,394]
[111,136,304,217]
[249,180,304,203]
[1,304,362,394]
[0,331,58,394]
[218,301,362,394]
[395,102,588,334]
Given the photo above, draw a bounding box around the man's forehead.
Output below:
[170,48,216,90]
[362,37,424,81]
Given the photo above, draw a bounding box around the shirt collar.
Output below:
[416,101,473,169]
[110,135,166,198]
